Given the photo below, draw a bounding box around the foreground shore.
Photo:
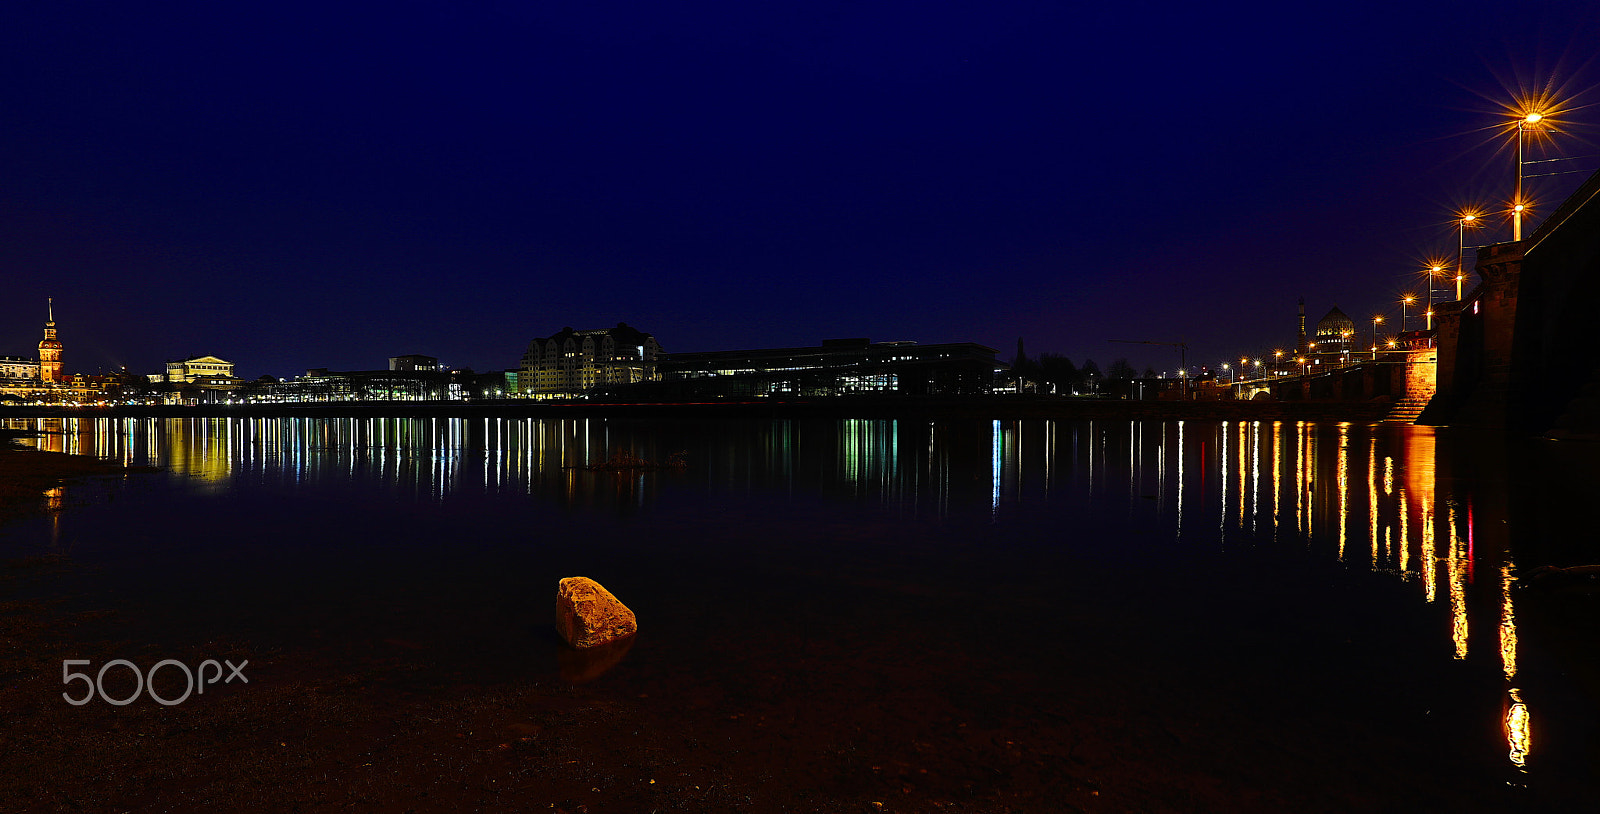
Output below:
[0,540,1556,813]
[0,444,150,527]
[1,433,1575,812]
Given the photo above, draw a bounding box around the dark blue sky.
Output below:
[3,1,1597,378]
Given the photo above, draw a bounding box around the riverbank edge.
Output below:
[2,397,1393,423]
[0,446,153,529]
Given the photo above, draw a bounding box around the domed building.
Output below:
[1313,305,1355,358]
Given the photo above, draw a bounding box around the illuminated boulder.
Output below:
[555,577,637,649]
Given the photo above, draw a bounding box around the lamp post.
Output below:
[1515,112,1542,241]
[1457,214,1479,301]
[1401,294,1415,334]
[1274,349,1284,375]
[1427,264,1445,314]
[1372,315,1384,361]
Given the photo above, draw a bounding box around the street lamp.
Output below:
[1401,294,1416,334]
[1372,315,1384,361]
[1515,111,1542,241]
[1457,213,1480,301]
[1426,263,1446,314]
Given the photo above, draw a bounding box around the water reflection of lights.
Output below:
[1175,421,1185,541]
[990,420,1001,518]
[1507,688,1531,769]
[18,415,1547,776]
[1500,562,1518,680]
[1337,426,1349,560]
[1220,422,1230,543]
[1271,421,1281,532]
[1448,504,1468,660]
[1248,421,1259,533]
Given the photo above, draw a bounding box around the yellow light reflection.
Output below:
[1422,500,1437,603]
[1336,426,1349,560]
[1368,441,1379,568]
[1272,422,1281,531]
[1500,561,1518,680]
[1398,486,1410,574]
[1448,505,1467,659]
[1248,421,1259,533]
[1507,688,1531,770]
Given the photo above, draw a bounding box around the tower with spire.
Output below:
[38,298,62,383]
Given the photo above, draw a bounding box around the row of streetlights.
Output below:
[1229,103,1556,386]
[1413,107,1556,346]
[1208,102,1561,387]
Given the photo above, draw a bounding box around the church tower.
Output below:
[38,298,62,383]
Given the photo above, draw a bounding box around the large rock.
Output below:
[555,577,637,649]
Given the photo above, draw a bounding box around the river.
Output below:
[3,414,1596,810]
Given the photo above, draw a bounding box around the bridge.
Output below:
[1426,167,1600,434]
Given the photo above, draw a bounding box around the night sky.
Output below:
[3,2,1598,380]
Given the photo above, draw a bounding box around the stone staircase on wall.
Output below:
[1382,395,1432,424]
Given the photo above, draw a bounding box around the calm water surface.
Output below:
[5,415,1599,803]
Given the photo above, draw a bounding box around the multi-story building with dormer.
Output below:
[518,323,661,399]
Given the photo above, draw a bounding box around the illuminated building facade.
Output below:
[0,356,41,381]
[164,356,236,383]
[654,338,999,397]
[519,323,661,399]
[389,354,440,371]
[38,299,62,383]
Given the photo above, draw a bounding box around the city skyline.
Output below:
[3,3,1598,379]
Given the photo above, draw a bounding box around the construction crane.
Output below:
[1109,339,1189,398]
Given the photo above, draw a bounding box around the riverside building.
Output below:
[519,323,661,399]
[650,338,1000,398]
